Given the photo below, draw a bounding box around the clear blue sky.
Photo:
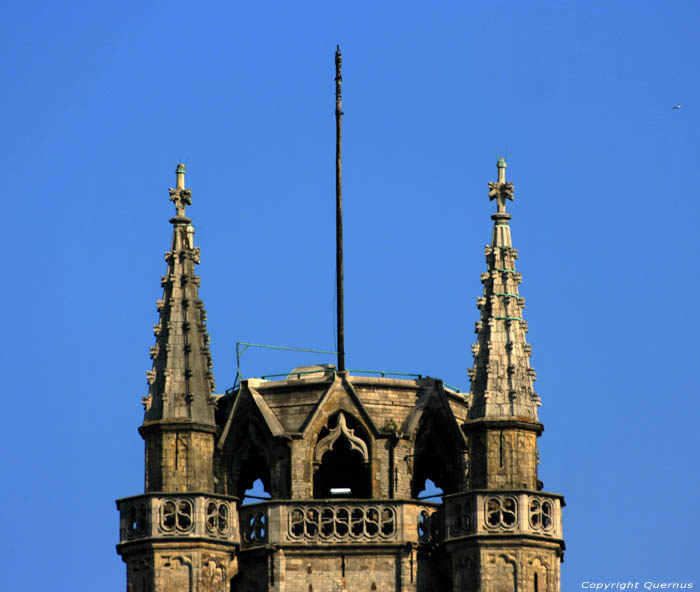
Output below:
[2,1,698,589]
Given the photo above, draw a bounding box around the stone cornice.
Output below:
[139,419,218,437]
[461,417,544,435]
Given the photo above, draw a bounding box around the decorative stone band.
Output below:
[116,493,240,545]
[138,420,218,437]
[238,500,442,548]
[442,490,564,543]
[462,417,544,436]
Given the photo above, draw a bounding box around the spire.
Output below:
[467,160,540,420]
[142,163,216,426]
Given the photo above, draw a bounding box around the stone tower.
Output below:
[116,160,564,591]
[446,158,565,591]
[116,164,239,592]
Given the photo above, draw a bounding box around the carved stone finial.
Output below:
[488,159,514,214]
[169,163,192,219]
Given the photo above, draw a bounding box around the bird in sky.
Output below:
[672,104,682,109]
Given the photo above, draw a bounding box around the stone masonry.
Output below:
[116,160,565,591]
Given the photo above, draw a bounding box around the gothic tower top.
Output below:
[467,159,541,420]
[141,163,216,426]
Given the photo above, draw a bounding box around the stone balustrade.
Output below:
[442,490,564,541]
[116,493,240,545]
[117,492,561,550]
[238,500,442,548]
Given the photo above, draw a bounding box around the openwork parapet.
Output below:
[443,490,564,541]
[238,500,441,548]
[116,493,240,545]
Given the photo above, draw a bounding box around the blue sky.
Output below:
[2,1,699,589]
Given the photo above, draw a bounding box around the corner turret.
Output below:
[116,165,238,591]
[139,163,218,492]
[446,161,564,591]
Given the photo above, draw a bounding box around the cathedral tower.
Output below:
[116,58,564,592]
[116,159,565,592]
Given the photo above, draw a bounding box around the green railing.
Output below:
[223,341,465,395]
[260,368,424,380]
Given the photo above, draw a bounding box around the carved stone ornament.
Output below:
[288,504,395,542]
[485,496,518,529]
[242,509,267,545]
[488,181,515,214]
[529,497,554,532]
[160,498,194,533]
[168,187,192,217]
[206,500,230,536]
[314,412,369,464]
[159,555,192,591]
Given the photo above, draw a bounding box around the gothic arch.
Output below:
[412,403,466,497]
[485,553,517,592]
[312,411,371,498]
[314,412,369,464]
[528,556,550,592]
[219,407,275,500]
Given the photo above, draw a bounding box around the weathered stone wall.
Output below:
[447,393,469,424]
[349,377,421,432]
[449,544,561,592]
[482,545,560,592]
[467,427,539,490]
[235,549,417,592]
[289,438,312,499]
[143,425,215,493]
[262,384,330,433]
[123,547,237,592]
[284,552,398,592]
[393,438,413,498]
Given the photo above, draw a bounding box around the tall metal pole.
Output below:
[335,46,346,372]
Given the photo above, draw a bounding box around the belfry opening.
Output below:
[313,412,371,499]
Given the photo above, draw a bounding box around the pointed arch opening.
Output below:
[313,412,371,498]
[412,408,465,498]
[235,444,271,502]
[229,421,272,502]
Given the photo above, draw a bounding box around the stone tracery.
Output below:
[314,412,369,465]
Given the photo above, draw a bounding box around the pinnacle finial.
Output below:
[176,163,186,190]
[489,159,514,215]
[170,163,191,219]
[497,158,507,183]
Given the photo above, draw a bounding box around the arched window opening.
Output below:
[313,412,371,499]
[412,410,464,498]
[234,439,272,503]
